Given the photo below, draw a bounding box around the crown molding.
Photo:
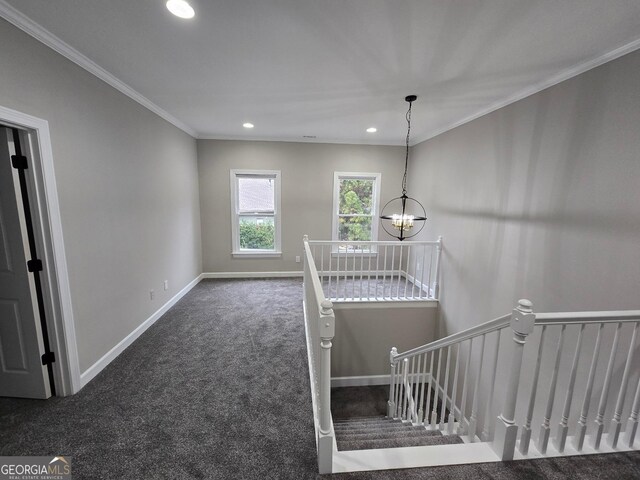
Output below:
[0,0,198,138]
[412,36,640,146]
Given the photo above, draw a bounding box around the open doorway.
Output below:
[0,105,80,397]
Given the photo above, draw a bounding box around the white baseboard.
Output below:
[331,375,390,387]
[79,274,203,388]
[202,271,303,279]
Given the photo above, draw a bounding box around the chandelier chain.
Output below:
[402,100,412,195]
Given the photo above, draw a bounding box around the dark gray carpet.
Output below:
[0,279,317,479]
[332,385,450,425]
[1,278,638,479]
[321,276,429,301]
[334,416,462,451]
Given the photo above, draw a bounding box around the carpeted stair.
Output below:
[334,415,464,451]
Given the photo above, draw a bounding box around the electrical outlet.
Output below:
[149,289,155,300]
[164,280,169,291]
[295,256,301,263]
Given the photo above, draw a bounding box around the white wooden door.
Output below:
[0,127,51,398]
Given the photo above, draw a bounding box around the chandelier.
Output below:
[379,95,427,241]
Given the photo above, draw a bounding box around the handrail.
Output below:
[536,310,640,324]
[393,309,640,362]
[304,240,328,311]
[307,239,440,246]
[394,313,511,362]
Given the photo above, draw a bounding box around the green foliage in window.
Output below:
[240,222,275,249]
[339,180,373,214]
[338,179,373,242]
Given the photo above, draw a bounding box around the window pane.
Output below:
[239,216,275,250]
[238,177,275,213]
[339,179,373,215]
[338,216,372,242]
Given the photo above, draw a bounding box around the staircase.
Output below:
[304,237,640,474]
[334,415,463,451]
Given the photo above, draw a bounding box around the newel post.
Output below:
[431,236,443,299]
[317,299,335,474]
[387,347,398,418]
[492,299,535,461]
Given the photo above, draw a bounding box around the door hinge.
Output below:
[11,154,28,170]
[41,351,55,365]
[27,259,43,272]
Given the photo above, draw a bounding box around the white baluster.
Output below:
[411,247,420,299]
[404,245,410,299]
[408,356,416,422]
[367,250,372,300]
[402,358,409,420]
[359,247,364,301]
[382,246,388,299]
[387,347,398,417]
[350,244,355,300]
[342,247,348,300]
[537,324,566,455]
[608,322,638,448]
[593,322,622,450]
[458,338,473,435]
[432,349,442,429]
[417,352,428,424]
[493,300,535,461]
[520,325,547,455]
[440,346,451,430]
[390,245,396,299]
[396,244,403,298]
[317,299,335,473]
[468,334,486,441]
[375,244,380,299]
[448,344,461,434]
[432,236,443,299]
[394,354,402,418]
[623,373,640,447]
[334,246,339,300]
[482,329,502,441]
[574,323,604,451]
[426,350,435,427]
[555,324,585,452]
[420,244,427,299]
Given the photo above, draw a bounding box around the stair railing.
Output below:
[388,301,640,460]
[303,235,335,474]
[306,237,442,301]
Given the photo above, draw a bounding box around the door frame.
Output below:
[1,105,80,396]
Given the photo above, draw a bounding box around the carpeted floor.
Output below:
[321,275,430,301]
[1,278,638,479]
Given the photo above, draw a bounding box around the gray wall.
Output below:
[0,19,202,373]
[409,49,640,335]
[197,139,405,272]
[332,306,436,377]
[407,50,640,436]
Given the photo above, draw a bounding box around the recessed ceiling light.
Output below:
[243,123,254,129]
[366,127,377,133]
[166,0,195,19]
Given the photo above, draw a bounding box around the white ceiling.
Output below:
[2,0,640,145]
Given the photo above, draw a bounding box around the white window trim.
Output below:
[331,172,381,255]
[230,169,282,257]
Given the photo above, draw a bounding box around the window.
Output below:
[332,172,381,252]
[231,170,281,257]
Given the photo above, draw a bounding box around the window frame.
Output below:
[331,172,381,255]
[230,169,282,258]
